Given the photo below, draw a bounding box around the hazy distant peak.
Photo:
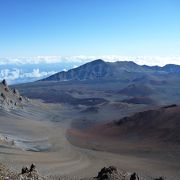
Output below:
[91,59,105,63]
[41,59,180,82]
[162,64,180,73]
[113,61,140,69]
[114,60,137,65]
[79,59,106,68]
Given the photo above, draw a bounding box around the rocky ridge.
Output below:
[0,79,29,111]
[41,59,180,82]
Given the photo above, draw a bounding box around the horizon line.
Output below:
[0,55,180,66]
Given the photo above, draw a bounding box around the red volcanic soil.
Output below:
[67,104,180,156]
[111,104,180,143]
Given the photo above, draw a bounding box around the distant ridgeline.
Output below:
[0,79,29,110]
[41,59,180,82]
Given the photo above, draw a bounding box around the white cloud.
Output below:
[0,56,61,65]
[0,68,57,82]
[23,69,57,78]
[0,55,180,66]
[1,56,180,84]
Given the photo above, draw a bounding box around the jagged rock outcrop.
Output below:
[94,167,165,180]
[13,88,20,96]
[130,173,140,180]
[0,79,29,111]
[19,163,46,180]
[0,163,46,180]
[94,166,140,180]
[2,79,7,86]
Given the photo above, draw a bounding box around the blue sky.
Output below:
[0,0,180,57]
[0,0,180,85]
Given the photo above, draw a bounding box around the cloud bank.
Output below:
[0,55,180,84]
[0,68,57,84]
[0,56,180,66]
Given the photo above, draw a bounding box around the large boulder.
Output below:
[2,79,7,86]
[13,88,20,96]
[130,173,140,180]
[95,166,129,180]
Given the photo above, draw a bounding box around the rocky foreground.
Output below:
[0,163,47,180]
[0,163,165,180]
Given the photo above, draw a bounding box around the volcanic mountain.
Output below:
[41,59,180,82]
